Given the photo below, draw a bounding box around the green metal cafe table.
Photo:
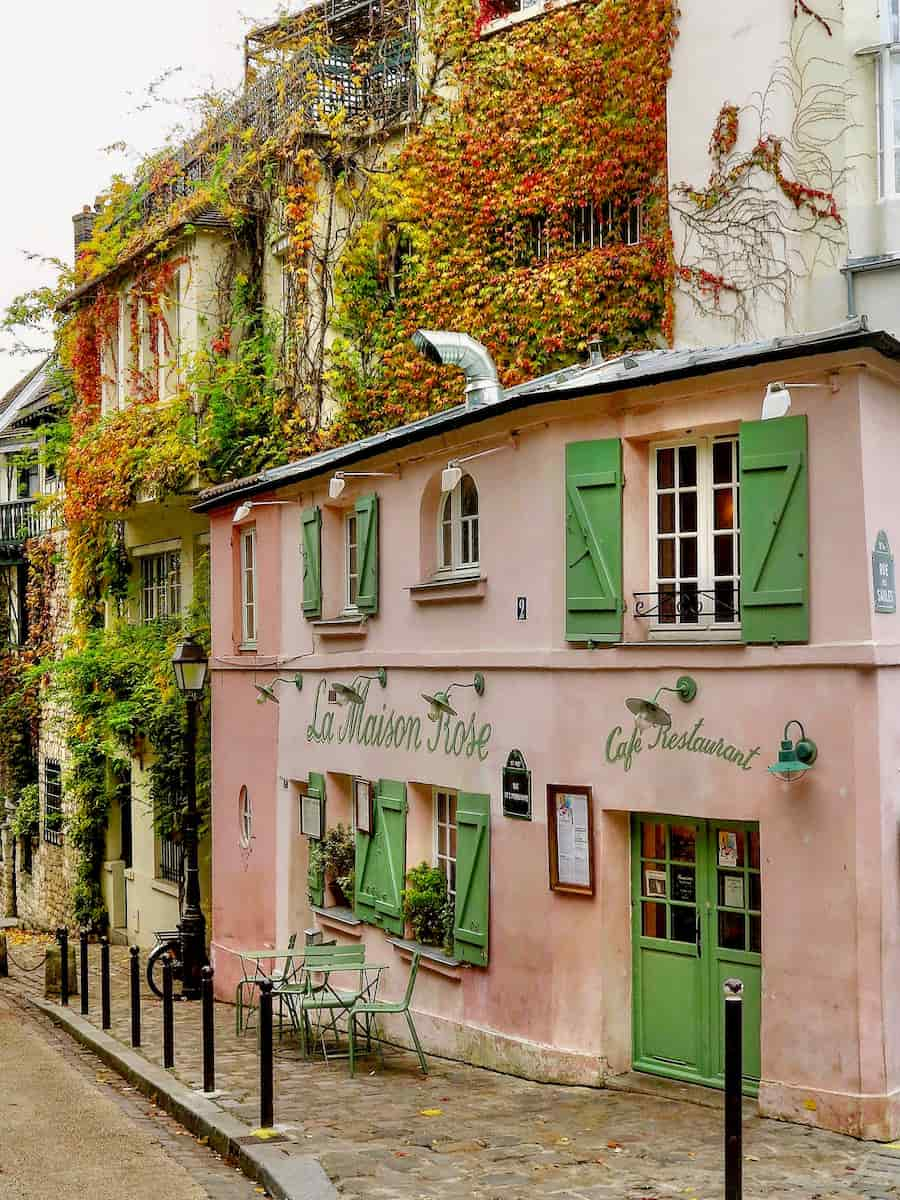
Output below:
[276,958,389,1063]
[233,943,303,1035]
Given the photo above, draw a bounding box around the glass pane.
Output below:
[679,491,697,533]
[670,905,696,944]
[680,581,699,623]
[657,448,674,490]
[641,822,666,859]
[449,825,457,859]
[749,914,761,953]
[470,518,479,563]
[678,445,697,487]
[670,865,696,904]
[714,534,734,577]
[461,475,478,517]
[715,580,737,622]
[437,793,446,823]
[717,828,744,867]
[719,872,745,910]
[658,493,675,535]
[659,583,675,624]
[462,522,471,564]
[670,826,696,862]
[713,440,733,484]
[643,863,667,897]
[714,488,735,530]
[679,537,698,578]
[642,902,666,939]
[658,538,675,579]
[748,830,760,870]
[749,873,761,911]
[442,520,452,566]
[718,910,745,950]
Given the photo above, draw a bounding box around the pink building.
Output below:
[197,320,900,1139]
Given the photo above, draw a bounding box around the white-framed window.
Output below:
[434,789,458,901]
[345,511,360,610]
[649,437,740,635]
[116,292,133,409]
[140,550,181,623]
[239,784,253,849]
[241,525,257,645]
[438,473,479,575]
[876,48,900,198]
[158,269,183,398]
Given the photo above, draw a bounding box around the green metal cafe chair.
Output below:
[348,951,427,1075]
[276,942,367,1058]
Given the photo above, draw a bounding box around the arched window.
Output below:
[239,785,252,849]
[439,473,479,573]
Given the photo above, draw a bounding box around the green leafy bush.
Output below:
[10,782,39,840]
[402,862,454,951]
[309,823,356,901]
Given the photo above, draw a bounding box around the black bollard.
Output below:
[100,937,111,1030]
[57,927,69,1007]
[201,966,215,1093]
[130,946,141,1048]
[162,957,175,1069]
[259,978,274,1129]
[79,930,89,1015]
[724,977,744,1200]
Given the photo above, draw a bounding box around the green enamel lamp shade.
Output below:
[421,690,456,721]
[767,720,818,781]
[255,683,279,705]
[625,675,697,730]
[329,681,366,706]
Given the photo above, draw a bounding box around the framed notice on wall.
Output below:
[547,784,594,895]
[353,778,374,835]
[300,787,324,840]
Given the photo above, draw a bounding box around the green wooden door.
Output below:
[631,815,761,1095]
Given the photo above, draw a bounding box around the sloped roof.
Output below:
[0,358,55,433]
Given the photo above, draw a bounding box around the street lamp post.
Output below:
[171,634,209,1000]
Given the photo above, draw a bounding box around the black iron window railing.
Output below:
[43,760,63,846]
[158,834,182,884]
[633,586,740,625]
[0,500,49,548]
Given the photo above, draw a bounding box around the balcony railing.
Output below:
[632,586,740,625]
[0,501,50,549]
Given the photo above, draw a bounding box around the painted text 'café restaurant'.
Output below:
[198,322,900,1140]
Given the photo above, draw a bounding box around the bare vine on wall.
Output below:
[671,13,851,337]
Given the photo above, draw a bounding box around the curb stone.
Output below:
[31,995,337,1200]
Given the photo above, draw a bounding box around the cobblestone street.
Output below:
[3,934,899,1199]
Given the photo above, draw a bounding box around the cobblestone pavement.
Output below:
[4,934,900,1200]
[0,981,265,1199]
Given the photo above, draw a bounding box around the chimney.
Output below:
[72,205,96,256]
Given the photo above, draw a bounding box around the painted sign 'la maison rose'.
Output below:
[305,678,493,761]
[605,717,761,773]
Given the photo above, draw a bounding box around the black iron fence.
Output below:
[158,835,182,884]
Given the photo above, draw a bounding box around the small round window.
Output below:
[239,785,252,849]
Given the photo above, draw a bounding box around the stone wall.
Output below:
[0,805,14,918]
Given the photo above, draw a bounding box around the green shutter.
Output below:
[739,415,809,644]
[306,771,326,905]
[565,439,623,642]
[301,506,322,619]
[453,792,490,966]
[355,493,379,615]
[354,778,406,935]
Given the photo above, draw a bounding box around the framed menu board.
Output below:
[547,784,594,895]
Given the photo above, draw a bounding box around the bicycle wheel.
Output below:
[146,939,181,999]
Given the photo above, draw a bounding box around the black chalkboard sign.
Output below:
[672,869,696,904]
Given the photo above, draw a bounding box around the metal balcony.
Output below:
[0,500,49,550]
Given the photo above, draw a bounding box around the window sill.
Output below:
[409,575,487,604]
[313,905,364,938]
[238,642,258,653]
[481,0,580,36]
[311,616,369,639]
[152,878,180,898]
[646,627,743,644]
[387,936,464,980]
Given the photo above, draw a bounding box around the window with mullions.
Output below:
[439,473,479,574]
[140,551,181,623]
[434,789,458,900]
[43,760,63,846]
[876,49,900,197]
[345,511,360,610]
[650,438,740,630]
[240,526,257,645]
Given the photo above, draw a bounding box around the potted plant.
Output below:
[402,862,454,953]
[309,823,356,908]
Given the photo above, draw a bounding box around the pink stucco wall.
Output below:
[205,347,900,1137]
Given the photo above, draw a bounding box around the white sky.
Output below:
[0,1,285,396]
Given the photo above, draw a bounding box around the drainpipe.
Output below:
[412,330,503,409]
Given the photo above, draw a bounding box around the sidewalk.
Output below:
[2,934,896,1200]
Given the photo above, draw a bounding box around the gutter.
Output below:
[193,324,900,514]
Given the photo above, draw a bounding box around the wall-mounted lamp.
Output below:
[441,444,514,493]
[233,500,294,524]
[329,470,399,500]
[254,674,303,704]
[421,672,485,721]
[625,675,697,731]
[328,668,388,706]
[761,378,837,421]
[767,719,818,782]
